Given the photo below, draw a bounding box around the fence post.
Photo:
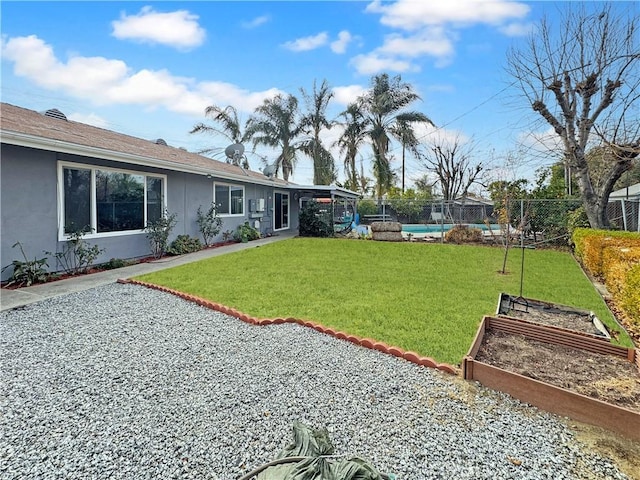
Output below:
[441,199,445,244]
[520,199,525,248]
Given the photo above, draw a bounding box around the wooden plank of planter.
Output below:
[463,316,640,442]
[487,316,633,359]
[496,293,626,342]
[496,313,609,342]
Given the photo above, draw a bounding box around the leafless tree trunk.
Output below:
[419,134,483,201]
[506,4,640,229]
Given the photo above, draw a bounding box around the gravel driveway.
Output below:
[0,283,630,479]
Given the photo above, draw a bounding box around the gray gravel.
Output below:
[0,283,630,480]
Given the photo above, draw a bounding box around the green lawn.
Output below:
[134,238,634,365]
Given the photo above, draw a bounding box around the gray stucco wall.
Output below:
[1,144,292,281]
[1,145,59,277]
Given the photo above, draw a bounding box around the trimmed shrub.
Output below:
[620,264,640,331]
[167,235,203,255]
[582,232,640,278]
[444,225,483,244]
[234,222,260,243]
[102,258,130,270]
[603,247,640,300]
[299,200,333,238]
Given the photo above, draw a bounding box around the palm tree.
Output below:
[244,94,302,182]
[299,79,336,185]
[190,105,249,168]
[359,73,434,201]
[357,158,374,196]
[336,102,369,192]
[391,119,421,193]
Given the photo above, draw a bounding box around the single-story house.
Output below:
[0,103,358,280]
[609,183,640,232]
[610,183,640,201]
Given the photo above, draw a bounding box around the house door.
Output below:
[274,192,289,230]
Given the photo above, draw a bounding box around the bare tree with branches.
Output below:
[507,4,639,228]
[419,134,483,201]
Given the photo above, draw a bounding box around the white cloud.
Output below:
[378,29,455,59]
[366,0,530,30]
[282,32,329,52]
[332,85,367,106]
[414,124,468,146]
[350,52,416,75]
[1,35,282,118]
[68,112,109,128]
[498,22,534,37]
[330,30,353,54]
[356,0,531,74]
[242,15,271,29]
[111,6,206,50]
[198,81,282,112]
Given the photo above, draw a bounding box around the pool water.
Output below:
[402,223,500,233]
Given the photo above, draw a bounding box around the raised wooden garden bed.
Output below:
[463,316,640,441]
[496,293,612,340]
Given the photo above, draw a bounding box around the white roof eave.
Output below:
[1,129,282,187]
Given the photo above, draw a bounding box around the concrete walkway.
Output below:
[1,233,296,311]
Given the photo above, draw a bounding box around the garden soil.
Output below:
[475,309,640,480]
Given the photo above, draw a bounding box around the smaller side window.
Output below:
[214,183,244,215]
[230,186,244,215]
[215,184,230,214]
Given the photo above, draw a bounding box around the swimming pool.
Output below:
[402,223,501,234]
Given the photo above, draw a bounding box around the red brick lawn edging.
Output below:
[118,278,458,375]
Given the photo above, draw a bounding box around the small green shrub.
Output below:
[1,242,50,287]
[299,200,333,238]
[167,235,203,255]
[46,228,105,275]
[357,199,378,218]
[233,222,260,243]
[102,258,130,270]
[197,202,223,246]
[222,230,234,243]
[444,225,483,244]
[145,209,178,259]
[566,206,589,236]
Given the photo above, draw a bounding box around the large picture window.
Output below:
[59,162,165,237]
[214,183,244,215]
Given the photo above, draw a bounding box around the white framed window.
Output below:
[58,161,166,239]
[214,183,244,216]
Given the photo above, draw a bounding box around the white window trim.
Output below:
[213,182,245,217]
[274,190,290,231]
[57,161,167,240]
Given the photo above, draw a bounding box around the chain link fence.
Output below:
[358,197,640,247]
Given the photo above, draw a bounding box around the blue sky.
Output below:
[1,1,631,189]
